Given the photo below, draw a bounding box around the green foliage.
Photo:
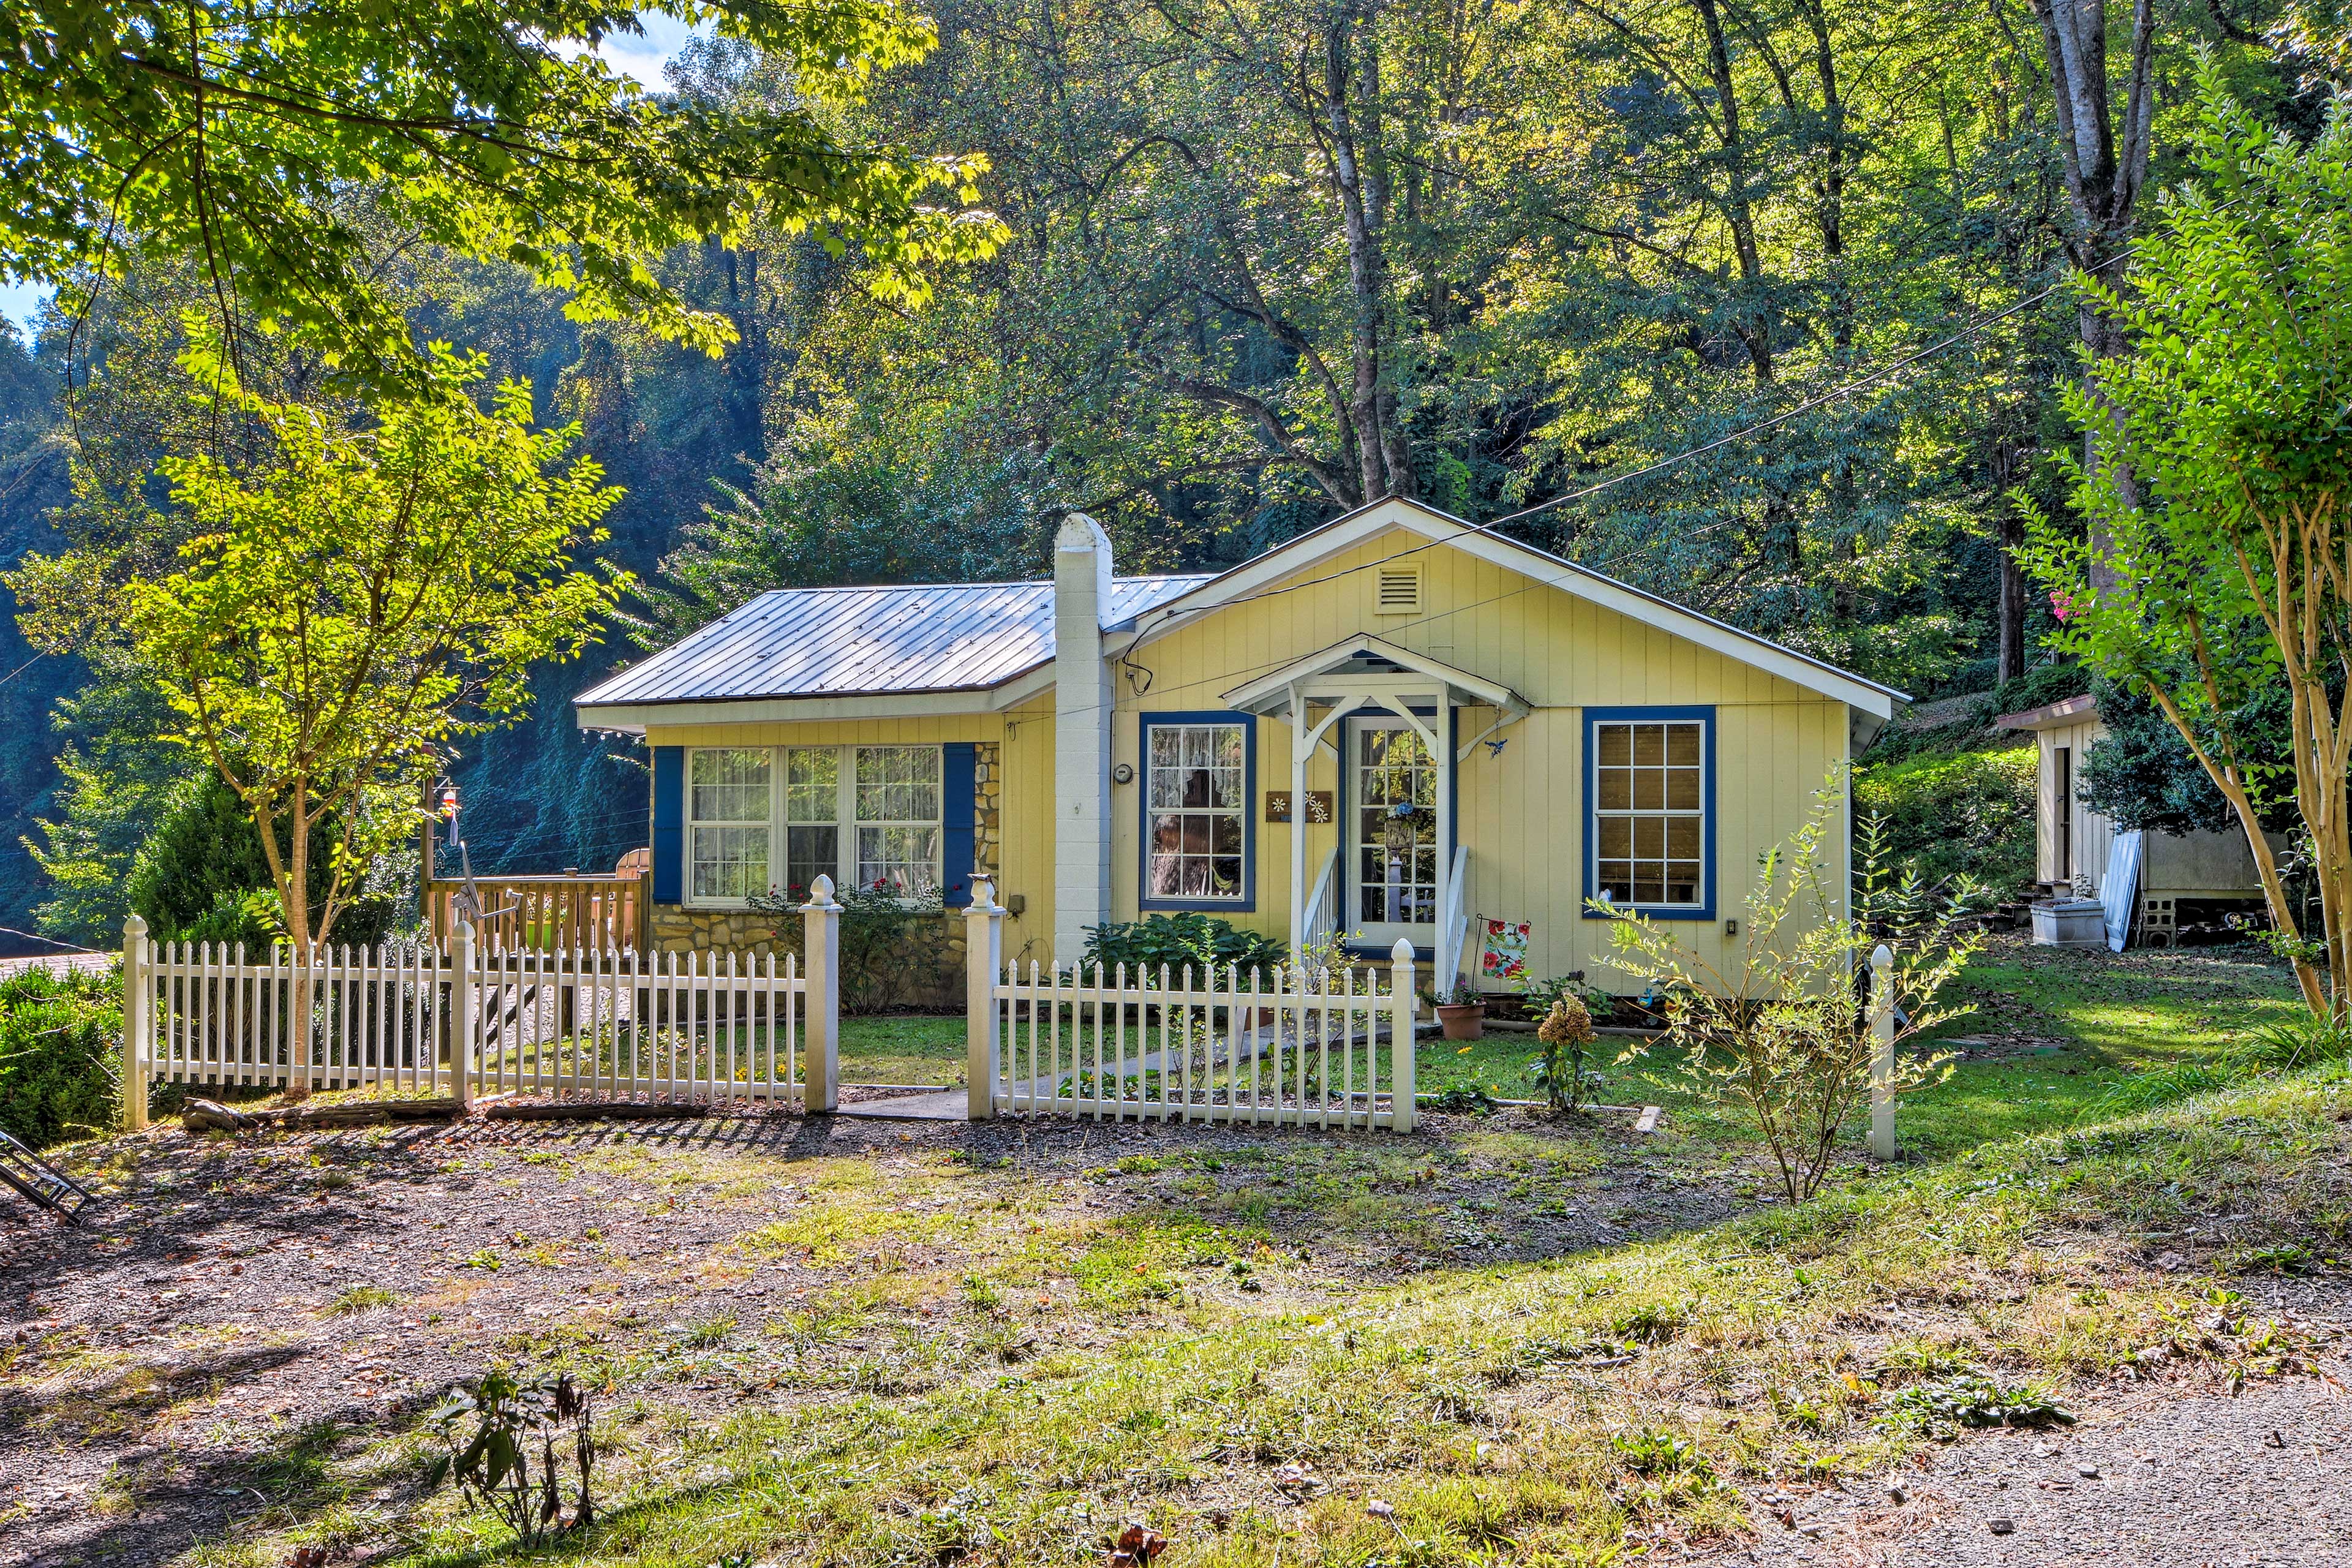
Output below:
[2078,676,2300,837]
[1876,1371,2073,1438]
[126,773,397,948]
[0,965,121,1148]
[424,1367,597,1544]
[750,880,951,1014]
[1853,745,2037,897]
[0,1,1002,388]
[1529,994,1599,1114]
[15,350,629,952]
[1602,774,1982,1202]
[2019,68,2352,1016]
[1080,913,1287,983]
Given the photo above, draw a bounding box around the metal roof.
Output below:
[576,576,1213,709]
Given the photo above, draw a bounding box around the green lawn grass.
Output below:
[221,1047,2346,1568]
[86,937,2331,1568]
[1414,936,2307,1159]
[838,1014,964,1085]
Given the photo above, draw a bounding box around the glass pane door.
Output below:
[1349,718,1439,937]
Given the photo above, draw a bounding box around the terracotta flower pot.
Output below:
[1436,1002,1487,1041]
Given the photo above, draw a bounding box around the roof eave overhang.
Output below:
[1993,694,2100,732]
[1125,498,1906,720]
[575,667,1055,734]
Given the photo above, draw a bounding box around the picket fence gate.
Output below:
[119,879,845,1129]
[959,881,1417,1132]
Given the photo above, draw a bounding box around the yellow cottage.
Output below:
[573,498,1905,994]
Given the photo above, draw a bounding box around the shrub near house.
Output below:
[0,966,120,1149]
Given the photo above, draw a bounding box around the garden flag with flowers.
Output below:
[1480,919,1531,982]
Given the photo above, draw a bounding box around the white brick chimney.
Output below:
[1053,513,1114,967]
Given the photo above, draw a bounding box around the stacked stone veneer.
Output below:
[644,739,1004,1012]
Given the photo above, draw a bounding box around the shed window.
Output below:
[1586,712,1711,914]
[1142,717,1251,905]
[688,748,772,902]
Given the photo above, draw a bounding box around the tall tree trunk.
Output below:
[1691,0,1773,383]
[2028,0,2157,578]
[1321,0,1412,500]
[1992,440,2030,684]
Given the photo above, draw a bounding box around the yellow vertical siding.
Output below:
[1112,526,1852,984]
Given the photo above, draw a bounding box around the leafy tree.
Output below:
[12,348,627,1093]
[0,0,1003,385]
[2075,675,2301,837]
[1602,778,1981,1201]
[2021,67,2352,1015]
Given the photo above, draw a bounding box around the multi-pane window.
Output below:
[1145,721,1246,901]
[684,744,942,904]
[854,746,943,896]
[1593,720,1706,907]
[783,747,840,894]
[688,748,772,902]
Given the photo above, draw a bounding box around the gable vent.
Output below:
[1374,562,1423,615]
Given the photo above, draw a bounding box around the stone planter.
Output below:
[2031,898,2108,949]
[1435,1001,1487,1041]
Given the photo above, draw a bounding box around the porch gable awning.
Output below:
[1219,635,1530,728]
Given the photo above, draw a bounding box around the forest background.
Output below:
[1,0,2342,952]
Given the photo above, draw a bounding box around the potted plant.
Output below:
[1430,982,1487,1041]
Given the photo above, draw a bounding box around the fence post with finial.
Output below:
[122,914,149,1132]
[452,920,478,1113]
[802,875,840,1113]
[1869,943,1896,1160]
[965,874,1005,1121]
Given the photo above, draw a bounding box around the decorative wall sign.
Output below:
[1264,790,1334,824]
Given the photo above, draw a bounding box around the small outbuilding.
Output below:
[1994,694,2269,944]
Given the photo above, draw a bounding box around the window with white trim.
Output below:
[684,744,943,905]
[1592,719,1706,907]
[853,745,942,897]
[1144,720,1247,902]
[688,748,772,902]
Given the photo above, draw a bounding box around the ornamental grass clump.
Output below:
[1599,775,1986,1202]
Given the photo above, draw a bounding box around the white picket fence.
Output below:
[961,883,1417,1131]
[119,873,1422,1138]
[119,880,845,1129]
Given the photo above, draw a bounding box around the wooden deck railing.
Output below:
[424,869,645,952]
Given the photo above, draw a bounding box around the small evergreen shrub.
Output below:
[1080,913,1287,981]
[0,965,122,1148]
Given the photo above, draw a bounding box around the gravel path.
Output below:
[1720,1287,2352,1567]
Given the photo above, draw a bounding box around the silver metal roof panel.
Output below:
[578,575,1212,708]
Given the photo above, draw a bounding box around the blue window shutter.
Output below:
[652,747,684,904]
[942,742,977,908]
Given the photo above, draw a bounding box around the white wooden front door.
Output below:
[1347,717,1441,946]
